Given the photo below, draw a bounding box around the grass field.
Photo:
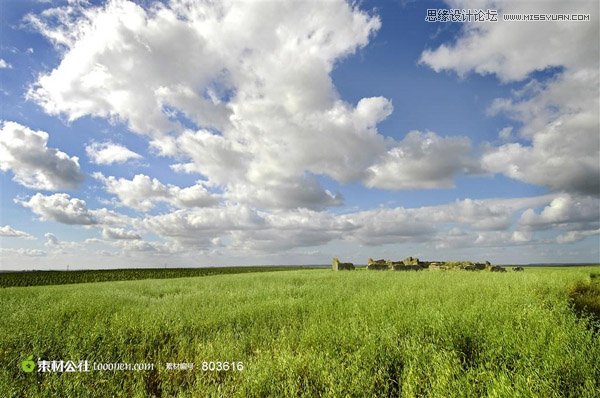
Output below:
[1,266,599,397]
[0,266,314,288]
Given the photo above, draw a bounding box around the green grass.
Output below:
[0,266,315,288]
[1,266,599,397]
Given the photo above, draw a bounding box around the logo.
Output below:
[21,356,36,373]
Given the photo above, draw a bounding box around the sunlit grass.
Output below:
[1,267,599,397]
[0,266,313,288]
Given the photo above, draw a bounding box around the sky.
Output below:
[0,0,598,270]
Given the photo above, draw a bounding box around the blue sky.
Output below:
[0,0,598,269]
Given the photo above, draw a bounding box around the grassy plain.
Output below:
[1,266,599,397]
[0,266,312,288]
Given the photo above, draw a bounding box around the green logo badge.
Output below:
[21,356,35,373]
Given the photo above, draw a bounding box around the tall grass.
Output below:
[1,267,598,397]
[0,266,313,288]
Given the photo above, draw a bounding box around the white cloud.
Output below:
[420,1,599,197]
[113,239,178,254]
[474,230,533,246]
[15,190,593,259]
[173,129,250,185]
[338,195,552,247]
[420,0,599,82]
[18,193,97,225]
[0,248,46,257]
[44,232,59,246]
[225,177,343,211]
[26,0,474,212]
[432,227,472,250]
[133,195,557,253]
[424,198,518,231]
[433,228,535,250]
[16,194,136,243]
[482,69,599,196]
[93,172,219,211]
[0,59,11,69]
[230,209,356,252]
[43,232,82,253]
[511,230,533,243]
[170,162,196,174]
[140,205,266,247]
[90,207,135,227]
[365,131,473,190]
[0,121,84,190]
[14,0,598,264]
[340,207,435,246]
[556,229,600,244]
[24,3,90,49]
[498,127,513,141]
[85,141,142,165]
[0,225,34,239]
[520,194,600,230]
[101,227,141,240]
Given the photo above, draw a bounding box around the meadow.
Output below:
[1,266,599,397]
[0,266,312,288]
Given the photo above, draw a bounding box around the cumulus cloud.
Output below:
[482,69,600,196]
[337,195,553,247]
[0,248,46,257]
[231,209,357,252]
[24,3,89,49]
[44,232,59,246]
[90,207,136,227]
[15,189,593,258]
[17,193,97,225]
[169,129,250,185]
[113,239,178,254]
[225,177,343,211]
[85,141,142,165]
[44,232,82,253]
[365,131,474,190]
[93,172,219,211]
[556,229,600,244]
[26,0,236,134]
[14,0,598,262]
[16,192,133,228]
[140,205,266,247]
[520,195,600,230]
[420,0,599,82]
[0,59,11,69]
[133,195,557,252]
[101,227,141,240]
[0,225,33,239]
[424,198,519,231]
[0,121,84,190]
[26,0,474,212]
[421,0,600,196]
[340,208,434,246]
[476,230,533,246]
[137,205,351,252]
[433,229,535,250]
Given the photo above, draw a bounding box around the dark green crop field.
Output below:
[0,266,315,288]
[1,266,599,397]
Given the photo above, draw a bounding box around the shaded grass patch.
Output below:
[568,273,600,323]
